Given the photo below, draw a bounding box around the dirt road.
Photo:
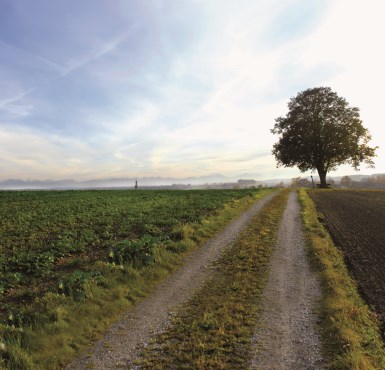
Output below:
[68,191,325,369]
[67,192,277,369]
[251,191,324,369]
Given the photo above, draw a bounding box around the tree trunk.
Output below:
[317,168,328,188]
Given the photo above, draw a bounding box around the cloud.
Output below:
[262,0,331,48]
[0,0,384,181]
[0,103,33,118]
[0,125,90,178]
[61,36,128,76]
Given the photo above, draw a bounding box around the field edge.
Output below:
[0,189,275,369]
[135,189,289,368]
[298,188,385,369]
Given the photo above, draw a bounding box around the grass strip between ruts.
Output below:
[299,188,385,370]
[135,189,289,369]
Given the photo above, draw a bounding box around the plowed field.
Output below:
[309,190,385,335]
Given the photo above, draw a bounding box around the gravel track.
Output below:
[67,192,277,370]
[250,191,324,369]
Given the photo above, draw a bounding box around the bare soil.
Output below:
[310,190,385,336]
[251,191,325,369]
[67,192,277,369]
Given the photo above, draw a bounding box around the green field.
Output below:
[3,188,384,369]
[0,188,266,368]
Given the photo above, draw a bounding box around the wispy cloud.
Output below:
[0,0,384,181]
[61,35,128,76]
[0,39,65,74]
[0,34,129,112]
[0,88,36,109]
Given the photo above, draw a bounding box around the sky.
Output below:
[0,0,384,183]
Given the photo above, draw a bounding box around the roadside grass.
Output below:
[299,188,385,370]
[136,189,289,369]
[0,189,273,370]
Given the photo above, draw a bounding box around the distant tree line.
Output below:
[273,174,385,189]
[288,177,336,188]
[340,174,385,189]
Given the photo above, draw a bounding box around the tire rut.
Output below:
[67,192,277,370]
[250,191,324,369]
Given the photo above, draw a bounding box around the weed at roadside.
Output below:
[0,189,273,369]
[299,188,385,369]
[136,190,289,369]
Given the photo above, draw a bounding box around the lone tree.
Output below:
[271,87,377,188]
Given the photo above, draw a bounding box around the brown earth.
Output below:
[309,190,385,336]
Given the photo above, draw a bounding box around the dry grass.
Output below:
[136,190,289,369]
[299,188,385,369]
[0,189,273,370]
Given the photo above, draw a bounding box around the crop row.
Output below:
[0,188,259,326]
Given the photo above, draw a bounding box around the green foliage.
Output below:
[7,251,55,276]
[272,87,377,187]
[108,235,169,267]
[0,188,268,369]
[137,190,288,369]
[137,191,288,369]
[58,271,104,301]
[0,189,259,296]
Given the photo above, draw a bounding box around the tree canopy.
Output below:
[271,87,377,187]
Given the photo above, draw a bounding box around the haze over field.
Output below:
[1,0,384,183]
